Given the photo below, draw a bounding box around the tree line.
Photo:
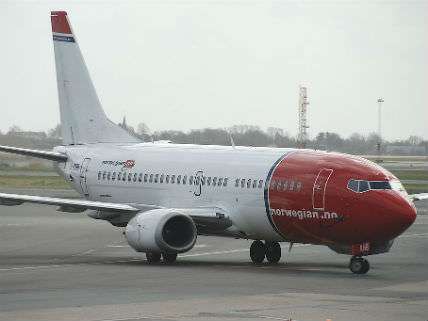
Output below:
[1,123,427,156]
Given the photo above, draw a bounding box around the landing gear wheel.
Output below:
[265,242,281,264]
[146,252,161,264]
[349,256,370,274]
[162,252,178,264]
[250,240,266,264]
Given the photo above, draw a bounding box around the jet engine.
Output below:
[125,209,197,254]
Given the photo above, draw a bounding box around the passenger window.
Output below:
[98,171,102,180]
[160,174,164,183]
[289,180,295,191]
[207,177,212,186]
[218,177,223,186]
[183,175,187,185]
[117,172,122,181]
[212,177,217,186]
[201,177,206,186]
[177,175,181,184]
[138,173,143,182]
[347,179,358,192]
[122,172,126,181]
[144,174,148,183]
[133,173,138,182]
[276,181,282,191]
[241,178,245,188]
[112,172,116,181]
[166,175,170,183]
[149,174,153,183]
[235,178,239,187]
[103,171,107,180]
[189,176,193,185]
[171,175,176,184]
[258,180,263,188]
[223,178,228,187]
[247,179,252,188]
[128,173,132,182]
[358,180,369,192]
[296,181,302,191]
[195,176,200,185]
[154,174,159,183]
[252,180,257,188]
[107,172,111,180]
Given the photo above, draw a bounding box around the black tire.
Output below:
[361,258,370,274]
[349,257,370,274]
[265,242,281,264]
[162,252,178,264]
[146,252,161,264]
[250,240,266,264]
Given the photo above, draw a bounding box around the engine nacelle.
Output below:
[125,209,197,254]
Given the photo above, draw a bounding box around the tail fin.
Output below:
[51,11,140,145]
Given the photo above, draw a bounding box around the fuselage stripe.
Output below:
[263,151,296,240]
[53,35,75,42]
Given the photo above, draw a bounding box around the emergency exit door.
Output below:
[79,158,91,196]
[312,168,333,210]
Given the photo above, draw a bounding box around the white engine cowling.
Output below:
[125,209,197,254]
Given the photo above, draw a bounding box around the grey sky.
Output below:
[1,0,427,140]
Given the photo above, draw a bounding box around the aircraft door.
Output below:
[312,168,333,210]
[79,158,91,197]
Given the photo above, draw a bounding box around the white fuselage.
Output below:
[56,143,294,241]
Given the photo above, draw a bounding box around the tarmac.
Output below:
[0,193,427,321]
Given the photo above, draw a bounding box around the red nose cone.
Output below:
[397,200,417,231]
[384,198,417,240]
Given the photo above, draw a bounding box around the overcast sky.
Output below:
[0,0,427,140]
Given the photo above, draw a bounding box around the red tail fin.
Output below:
[51,11,72,34]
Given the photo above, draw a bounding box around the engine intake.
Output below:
[125,209,197,254]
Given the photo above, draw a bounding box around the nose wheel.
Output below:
[250,240,281,264]
[349,256,370,274]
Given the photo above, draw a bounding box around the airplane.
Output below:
[1,11,426,274]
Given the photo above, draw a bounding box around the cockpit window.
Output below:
[369,181,391,190]
[390,180,407,194]
[348,179,395,193]
[358,180,370,192]
[347,179,359,192]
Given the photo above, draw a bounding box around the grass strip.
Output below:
[0,175,71,189]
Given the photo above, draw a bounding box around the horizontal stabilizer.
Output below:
[0,145,67,162]
[410,193,428,201]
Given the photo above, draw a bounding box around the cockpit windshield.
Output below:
[369,181,392,190]
[347,179,398,193]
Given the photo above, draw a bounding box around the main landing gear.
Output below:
[250,240,281,264]
[349,256,370,274]
[146,252,178,264]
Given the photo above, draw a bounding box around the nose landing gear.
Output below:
[349,256,370,274]
[250,240,282,264]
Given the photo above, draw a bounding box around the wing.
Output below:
[410,193,428,201]
[0,192,144,213]
[0,193,232,231]
[0,145,67,162]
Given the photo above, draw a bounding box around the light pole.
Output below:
[376,98,384,161]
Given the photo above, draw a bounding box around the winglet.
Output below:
[51,11,72,35]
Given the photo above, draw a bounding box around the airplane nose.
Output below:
[389,198,417,237]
